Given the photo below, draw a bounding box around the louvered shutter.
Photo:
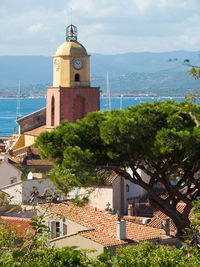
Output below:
[60,221,64,236]
[48,221,52,238]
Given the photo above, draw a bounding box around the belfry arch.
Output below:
[75,73,80,82]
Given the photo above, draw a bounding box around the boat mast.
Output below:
[120,94,123,110]
[106,72,111,111]
[16,80,22,120]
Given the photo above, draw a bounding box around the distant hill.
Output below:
[0,51,200,96]
[91,51,198,74]
[0,56,52,85]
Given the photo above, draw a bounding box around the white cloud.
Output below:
[132,0,154,13]
[0,0,200,55]
[28,23,47,33]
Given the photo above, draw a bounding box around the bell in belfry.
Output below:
[66,24,77,41]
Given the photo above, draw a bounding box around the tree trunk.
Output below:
[148,197,192,241]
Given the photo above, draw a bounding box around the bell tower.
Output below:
[46,24,100,130]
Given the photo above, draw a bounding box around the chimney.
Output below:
[162,217,170,236]
[116,220,126,240]
[128,204,133,216]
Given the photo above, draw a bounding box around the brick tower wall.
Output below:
[60,87,100,123]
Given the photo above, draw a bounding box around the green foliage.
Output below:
[189,67,200,80]
[35,111,110,191]
[36,100,200,191]
[36,100,200,239]
[184,198,200,249]
[0,221,21,255]
[0,191,10,206]
[0,214,200,267]
[70,195,89,207]
[1,246,95,267]
[114,242,200,267]
[15,163,36,180]
[0,214,96,267]
[192,197,200,229]
[0,214,48,260]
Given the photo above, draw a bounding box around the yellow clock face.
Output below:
[55,59,59,71]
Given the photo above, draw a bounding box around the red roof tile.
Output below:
[24,125,46,137]
[105,173,119,186]
[126,202,189,235]
[26,159,53,166]
[42,201,174,247]
[0,216,34,237]
[147,203,187,233]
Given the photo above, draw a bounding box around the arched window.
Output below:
[51,95,55,127]
[75,73,80,82]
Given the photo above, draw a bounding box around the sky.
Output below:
[1,0,200,56]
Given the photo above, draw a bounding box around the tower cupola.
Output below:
[46,24,99,130]
[66,24,77,42]
[53,24,89,88]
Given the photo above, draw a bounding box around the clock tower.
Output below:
[46,24,100,130]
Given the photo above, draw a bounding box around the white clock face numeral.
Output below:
[73,59,82,70]
[55,59,59,71]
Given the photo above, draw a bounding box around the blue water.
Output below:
[0,97,185,136]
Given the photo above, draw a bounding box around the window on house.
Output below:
[75,73,80,81]
[48,221,67,238]
[126,184,130,193]
[10,177,17,184]
[55,222,61,237]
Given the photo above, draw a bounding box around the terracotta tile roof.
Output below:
[147,210,176,233]
[26,159,53,166]
[8,155,22,164]
[147,203,187,233]
[24,125,46,137]
[8,145,53,167]
[126,202,188,235]
[105,172,119,186]
[42,201,174,247]
[96,170,119,186]
[0,216,34,237]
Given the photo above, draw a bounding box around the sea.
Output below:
[0,97,185,136]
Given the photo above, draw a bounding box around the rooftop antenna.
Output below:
[106,72,111,111]
[66,8,77,41]
[70,8,72,25]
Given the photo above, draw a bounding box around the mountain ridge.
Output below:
[0,51,200,96]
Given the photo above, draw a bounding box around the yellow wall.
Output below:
[53,55,90,88]
[50,234,104,257]
[12,134,25,150]
[24,135,36,147]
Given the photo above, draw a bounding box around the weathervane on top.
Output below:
[66,8,77,42]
